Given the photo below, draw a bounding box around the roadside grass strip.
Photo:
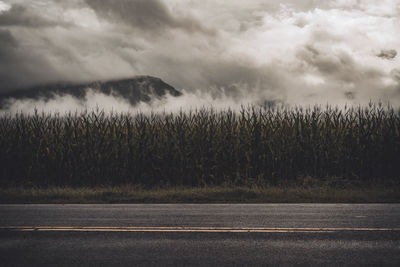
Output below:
[1,226,400,233]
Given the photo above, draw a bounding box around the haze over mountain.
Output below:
[0,76,182,109]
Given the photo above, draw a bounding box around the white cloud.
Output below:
[303,74,326,86]
[0,1,11,12]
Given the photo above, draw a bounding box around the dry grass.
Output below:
[1,184,399,204]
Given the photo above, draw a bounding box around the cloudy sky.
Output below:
[0,0,400,108]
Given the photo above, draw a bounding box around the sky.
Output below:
[0,0,399,112]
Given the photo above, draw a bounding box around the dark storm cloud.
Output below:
[0,29,21,90]
[297,44,381,83]
[0,4,55,27]
[377,49,397,60]
[0,1,75,90]
[0,37,62,91]
[0,26,82,91]
[391,69,400,82]
[297,45,356,82]
[0,28,17,47]
[85,0,214,35]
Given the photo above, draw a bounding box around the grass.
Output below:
[1,182,399,204]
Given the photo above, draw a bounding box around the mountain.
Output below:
[0,76,182,107]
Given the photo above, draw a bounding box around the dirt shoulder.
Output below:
[1,185,399,204]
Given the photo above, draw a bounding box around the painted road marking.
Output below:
[1,226,400,233]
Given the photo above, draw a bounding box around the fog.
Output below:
[0,0,399,113]
[1,89,267,115]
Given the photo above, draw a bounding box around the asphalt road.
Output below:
[0,204,399,266]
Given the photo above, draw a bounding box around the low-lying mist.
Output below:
[1,87,398,116]
[0,89,243,115]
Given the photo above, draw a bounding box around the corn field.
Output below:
[0,104,399,187]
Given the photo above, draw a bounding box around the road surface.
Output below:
[0,204,399,266]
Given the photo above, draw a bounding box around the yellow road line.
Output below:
[1,226,400,233]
